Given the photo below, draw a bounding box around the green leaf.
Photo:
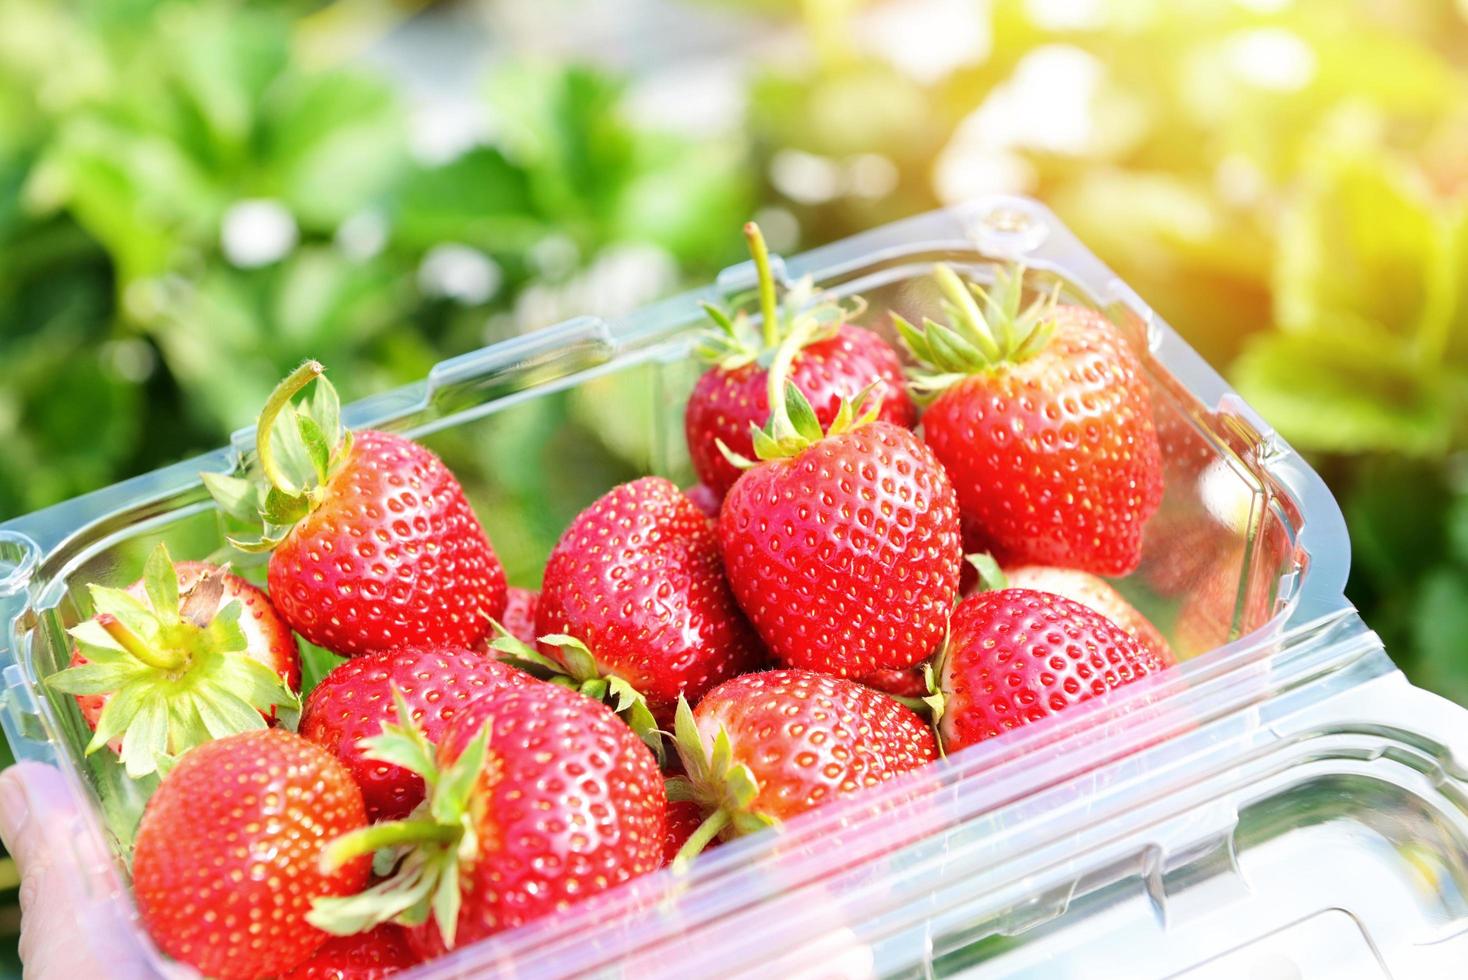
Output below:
[296,414,331,485]
[142,545,179,621]
[194,688,269,741]
[782,383,824,445]
[309,372,344,450]
[88,586,160,645]
[46,661,141,697]
[1232,326,1454,456]
[262,486,310,527]
[538,634,601,682]
[119,694,169,779]
[431,719,492,827]
[965,553,1009,592]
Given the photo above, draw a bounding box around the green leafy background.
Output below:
[3,0,1468,969]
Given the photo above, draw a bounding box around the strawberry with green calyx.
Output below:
[934,588,1168,754]
[488,623,663,760]
[48,543,299,779]
[685,222,914,497]
[530,476,762,727]
[203,360,507,657]
[716,326,962,677]
[498,586,540,645]
[666,670,938,865]
[896,264,1164,576]
[308,682,664,959]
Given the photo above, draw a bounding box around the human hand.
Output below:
[0,762,192,979]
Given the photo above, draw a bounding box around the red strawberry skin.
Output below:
[921,306,1164,576]
[859,665,929,700]
[407,683,665,960]
[268,430,507,657]
[281,924,417,980]
[719,423,961,676]
[686,325,916,496]
[300,646,535,822]
[695,669,936,821]
[500,586,540,645]
[684,482,723,518]
[1003,565,1175,667]
[69,562,300,742]
[132,729,371,980]
[536,477,763,713]
[939,588,1168,753]
[664,799,709,865]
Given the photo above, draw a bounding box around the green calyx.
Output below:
[201,360,355,553]
[715,320,884,470]
[487,622,664,764]
[46,543,297,779]
[966,552,1009,592]
[309,686,496,949]
[894,263,1061,403]
[665,697,778,869]
[695,221,864,371]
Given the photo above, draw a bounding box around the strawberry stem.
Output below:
[673,808,730,869]
[320,819,462,873]
[256,359,324,497]
[744,222,780,349]
[100,618,186,672]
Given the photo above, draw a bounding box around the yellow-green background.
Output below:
[3,0,1468,969]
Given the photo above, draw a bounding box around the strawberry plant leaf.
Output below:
[88,585,161,645]
[119,695,169,779]
[296,414,331,486]
[201,472,262,523]
[142,545,180,621]
[46,662,141,696]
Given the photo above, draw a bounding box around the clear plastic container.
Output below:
[4,196,1465,978]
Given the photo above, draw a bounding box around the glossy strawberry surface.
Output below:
[663,799,709,865]
[132,730,370,980]
[686,325,915,497]
[719,422,961,676]
[406,683,665,960]
[1003,564,1175,667]
[300,645,535,821]
[69,561,299,739]
[281,924,417,980]
[269,430,507,657]
[921,305,1163,576]
[694,669,936,821]
[500,586,540,645]
[939,588,1168,753]
[536,477,763,713]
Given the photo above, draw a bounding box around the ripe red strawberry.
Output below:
[664,799,710,866]
[204,362,507,658]
[309,682,664,960]
[686,222,913,497]
[718,358,961,676]
[133,729,370,980]
[669,670,936,859]
[858,665,930,700]
[281,925,417,980]
[1002,564,1174,667]
[500,586,540,645]
[937,588,1168,753]
[299,646,536,821]
[518,477,762,728]
[684,482,723,518]
[898,264,1163,576]
[48,544,299,778]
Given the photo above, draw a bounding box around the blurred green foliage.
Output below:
[5,0,1468,966]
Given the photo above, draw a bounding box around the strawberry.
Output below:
[936,588,1168,753]
[493,477,762,744]
[897,264,1163,576]
[686,222,914,497]
[669,670,936,861]
[1000,563,1174,667]
[858,665,930,700]
[499,586,540,645]
[132,729,370,980]
[684,482,723,518]
[717,341,961,676]
[203,361,507,658]
[47,543,299,778]
[281,925,417,980]
[664,799,710,866]
[309,682,665,960]
[299,646,536,821]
